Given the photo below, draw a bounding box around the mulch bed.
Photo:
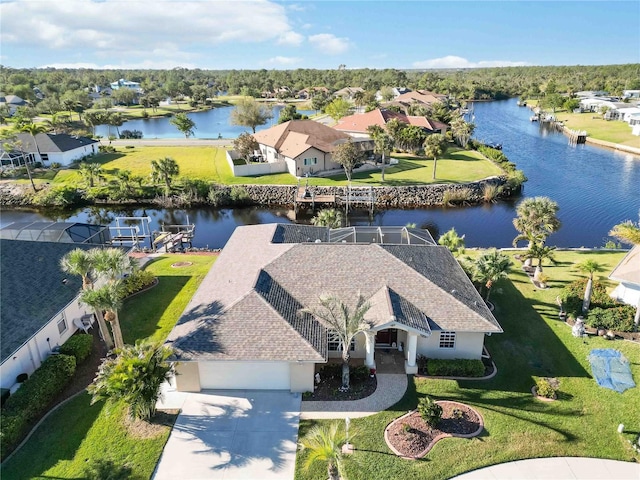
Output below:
[303,368,377,402]
[385,401,483,458]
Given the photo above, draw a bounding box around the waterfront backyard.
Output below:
[2,249,638,479]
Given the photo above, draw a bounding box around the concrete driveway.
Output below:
[153,390,301,480]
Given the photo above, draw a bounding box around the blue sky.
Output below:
[1,0,638,70]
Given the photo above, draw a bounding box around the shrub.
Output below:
[443,187,473,206]
[50,162,62,169]
[1,354,76,457]
[121,269,156,297]
[230,185,252,205]
[535,378,556,399]
[559,278,615,318]
[426,358,485,377]
[586,305,636,332]
[482,183,502,202]
[32,185,83,207]
[350,365,370,382]
[59,333,93,363]
[418,396,442,427]
[207,184,231,206]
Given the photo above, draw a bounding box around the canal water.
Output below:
[95,104,315,139]
[2,99,638,249]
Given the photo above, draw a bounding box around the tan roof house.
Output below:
[167,224,502,393]
[335,108,449,138]
[392,89,447,106]
[252,120,352,176]
[333,86,365,101]
[609,245,640,326]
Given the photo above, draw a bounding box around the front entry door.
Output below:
[376,329,397,346]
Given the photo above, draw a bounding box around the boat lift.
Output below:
[109,216,152,249]
[151,216,196,252]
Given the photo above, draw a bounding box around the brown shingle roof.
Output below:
[335,109,447,134]
[252,120,350,157]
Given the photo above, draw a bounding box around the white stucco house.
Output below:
[609,245,640,326]
[252,120,354,177]
[7,133,99,167]
[167,224,502,393]
[0,239,97,390]
[110,79,143,92]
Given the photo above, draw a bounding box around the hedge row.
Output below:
[121,270,156,297]
[1,354,76,458]
[426,358,486,377]
[59,333,94,363]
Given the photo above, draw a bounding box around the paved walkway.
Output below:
[452,457,640,479]
[300,373,408,419]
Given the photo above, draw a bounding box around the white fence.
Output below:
[226,150,288,177]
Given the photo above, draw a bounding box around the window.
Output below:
[57,315,68,335]
[328,330,355,352]
[439,331,456,349]
[303,157,318,166]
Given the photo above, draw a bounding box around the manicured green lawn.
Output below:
[296,250,640,480]
[120,254,216,344]
[555,112,638,147]
[1,254,216,479]
[41,145,502,188]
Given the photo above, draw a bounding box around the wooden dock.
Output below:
[294,186,336,213]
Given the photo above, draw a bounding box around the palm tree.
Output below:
[473,249,513,301]
[60,248,114,349]
[609,217,640,245]
[523,243,557,282]
[577,259,603,313]
[438,227,465,255]
[299,421,348,480]
[79,162,103,188]
[301,294,372,391]
[512,196,561,253]
[449,116,475,148]
[88,341,173,421]
[19,122,48,165]
[311,209,344,229]
[423,133,447,180]
[150,157,180,193]
[373,132,395,182]
[81,283,125,349]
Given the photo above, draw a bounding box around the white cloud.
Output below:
[263,56,302,66]
[308,33,350,55]
[287,3,306,12]
[413,55,531,69]
[41,59,198,69]
[0,0,298,65]
[277,31,304,46]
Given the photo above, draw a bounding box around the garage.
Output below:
[198,361,291,390]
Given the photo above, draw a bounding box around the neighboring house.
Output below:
[167,224,502,393]
[0,221,111,245]
[0,240,98,390]
[609,245,640,326]
[375,87,411,101]
[252,120,352,176]
[623,90,640,99]
[335,108,448,138]
[0,94,28,115]
[576,90,609,98]
[110,78,142,92]
[391,89,447,107]
[297,87,330,99]
[616,107,640,123]
[333,87,365,101]
[5,133,99,166]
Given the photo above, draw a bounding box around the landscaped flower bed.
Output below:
[385,401,483,459]
[303,364,376,401]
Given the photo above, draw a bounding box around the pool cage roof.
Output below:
[0,221,110,245]
[327,226,436,245]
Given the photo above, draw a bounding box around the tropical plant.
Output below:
[169,112,196,138]
[423,133,448,179]
[80,283,124,349]
[60,248,114,349]
[418,396,443,427]
[311,208,344,229]
[512,196,561,249]
[150,157,180,192]
[438,227,465,255]
[523,243,556,281]
[332,140,363,182]
[372,131,395,182]
[609,216,640,245]
[88,341,173,421]
[300,294,372,391]
[233,132,259,164]
[449,116,475,148]
[482,183,502,202]
[230,97,273,133]
[577,260,604,313]
[79,162,103,188]
[473,249,513,301]
[299,422,348,480]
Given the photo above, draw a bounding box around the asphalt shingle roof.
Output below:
[14,133,98,154]
[0,240,94,362]
[272,224,328,244]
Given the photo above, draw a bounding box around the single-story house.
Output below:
[7,133,99,167]
[252,120,353,176]
[110,79,142,92]
[333,87,365,101]
[0,94,28,115]
[0,240,98,390]
[167,224,502,393]
[335,108,448,138]
[375,87,412,102]
[391,89,447,107]
[609,245,640,326]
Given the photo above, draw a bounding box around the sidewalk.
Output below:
[452,457,640,479]
[300,373,407,419]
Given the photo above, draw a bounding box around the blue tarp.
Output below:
[588,349,635,393]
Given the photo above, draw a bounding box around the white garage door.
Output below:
[198,361,291,390]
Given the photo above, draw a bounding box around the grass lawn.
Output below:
[295,250,640,480]
[1,254,216,479]
[37,145,502,188]
[120,254,216,344]
[554,112,639,148]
